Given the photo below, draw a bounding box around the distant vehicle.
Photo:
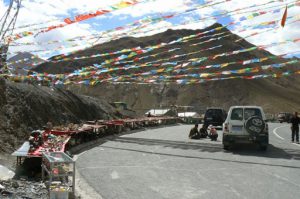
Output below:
[277,112,292,123]
[204,108,227,128]
[222,106,269,151]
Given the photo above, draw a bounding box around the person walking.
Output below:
[290,112,300,143]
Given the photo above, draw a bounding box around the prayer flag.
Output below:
[281,6,288,27]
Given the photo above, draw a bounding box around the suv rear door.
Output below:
[229,108,246,135]
[229,107,263,135]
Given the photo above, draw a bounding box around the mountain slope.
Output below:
[34,23,300,114]
[8,52,44,75]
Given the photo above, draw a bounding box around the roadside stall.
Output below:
[41,152,75,199]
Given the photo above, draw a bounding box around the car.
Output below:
[222,106,269,151]
[277,112,292,123]
[203,107,227,128]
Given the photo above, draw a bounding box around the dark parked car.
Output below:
[204,108,227,128]
[277,112,293,123]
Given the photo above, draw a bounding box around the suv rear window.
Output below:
[231,108,243,120]
[244,108,262,120]
[230,108,262,120]
[205,109,223,118]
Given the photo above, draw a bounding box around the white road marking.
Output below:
[273,125,289,140]
[292,143,300,147]
[111,171,120,179]
[273,125,300,147]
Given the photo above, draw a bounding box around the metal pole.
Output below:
[0,0,22,70]
[73,162,75,198]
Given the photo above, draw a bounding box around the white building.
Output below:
[145,109,175,117]
[178,112,200,118]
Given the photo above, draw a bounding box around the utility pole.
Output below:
[0,0,22,74]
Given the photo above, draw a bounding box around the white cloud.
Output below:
[3,0,300,60]
[113,0,194,17]
[9,22,96,59]
[131,20,173,37]
[0,1,5,13]
[204,0,300,56]
[165,0,300,56]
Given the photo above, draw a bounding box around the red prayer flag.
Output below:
[64,18,73,24]
[281,6,288,27]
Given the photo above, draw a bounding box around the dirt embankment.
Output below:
[0,79,119,155]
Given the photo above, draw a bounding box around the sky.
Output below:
[1,0,300,60]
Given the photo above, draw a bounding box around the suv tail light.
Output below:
[224,123,229,133]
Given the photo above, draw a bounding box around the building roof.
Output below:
[178,112,200,117]
[145,109,170,116]
[12,141,30,157]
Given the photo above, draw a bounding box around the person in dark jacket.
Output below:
[199,125,208,138]
[290,112,300,143]
[189,124,200,139]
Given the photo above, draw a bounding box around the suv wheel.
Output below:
[259,144,267,151]
[245,116,265,137]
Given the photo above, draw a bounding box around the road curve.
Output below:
[76,123,300,199]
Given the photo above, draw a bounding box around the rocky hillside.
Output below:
[69,77,300,115]
[34,23,300,114]
[0,78,119,154]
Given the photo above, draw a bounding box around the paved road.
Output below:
[76,123,300,199]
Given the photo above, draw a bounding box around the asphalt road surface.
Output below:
[76,123,300,199]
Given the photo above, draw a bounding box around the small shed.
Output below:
[145,109,176,117]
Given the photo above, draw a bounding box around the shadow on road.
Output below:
[114,137,222,152]
[69,125,182,155]
[100,144,300,170]
[111,137,300,162]
[229,144,300,160]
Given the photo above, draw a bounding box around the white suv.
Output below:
[222,106,269,150]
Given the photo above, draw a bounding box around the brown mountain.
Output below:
[34,23,300,115]
[8,52,44,75]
